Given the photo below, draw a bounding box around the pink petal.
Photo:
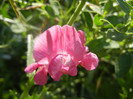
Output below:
[80,52,99,70]
[61,25,85,61]
[48,54,77,81]
[24,63,43,73]
[50,72,62,81]
[33,25,62,62]
[85,46,89,52]
[62,55,77,76]
[34,67,47,85]
[48,55,63,81]
[37,58,49,65]
[77,30,86,45]
[33,25,85,63]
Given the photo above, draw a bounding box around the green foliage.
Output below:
[82,11,93,29]
[115,52,132,77]
[94,14,103,26]
[0,0,133,99]
[107,29,127,41]
[117,0,131,14]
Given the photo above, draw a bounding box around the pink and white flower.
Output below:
[25,25,99,85]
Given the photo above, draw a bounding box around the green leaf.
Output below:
[101,19,120,32]
[45,5,55,17]
[115,52,132,77]
[104,0,113,13]
[1,4,10,18]
[117,0,131,13]
[107,29,127,41]
[82,11,93,29]
[131,10,133,20]
[106,16,124,26]
[88,38,106,52]
[128,26,133,32]
[94,14,103,26]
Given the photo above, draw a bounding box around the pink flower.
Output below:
[25,25,99,85]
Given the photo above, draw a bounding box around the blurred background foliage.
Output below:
[0,0,133,99]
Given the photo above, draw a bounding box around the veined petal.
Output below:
[61,25,85,61]
[33,25,62,62]
[34,67,47,85]
[80,52,99,70]
[33,25,85,63]
[24,63,43,73]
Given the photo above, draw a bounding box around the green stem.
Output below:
[20,77,34,99]
[67,0,87,25]
[9,0,24,24]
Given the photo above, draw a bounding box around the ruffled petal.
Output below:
[80,52,99,70]
[34,67,47,85]
[33,25,85,63]
[48,54,77,81]
[24,63,43,73]
[48,55,63,81]
[63,55,77,76]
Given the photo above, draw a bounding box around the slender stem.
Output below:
[67,0,87,25]
[9,0,24,24]
[20,77,34,99]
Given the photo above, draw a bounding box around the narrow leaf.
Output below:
[117,0,131,13]
[82,11,93,29]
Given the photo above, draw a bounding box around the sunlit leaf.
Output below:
[104,40,120,49]
[94,14,103,26]
[86,2,103,15]
[1,4,10,18]
[10,22,26,33]
[0,44,9,48]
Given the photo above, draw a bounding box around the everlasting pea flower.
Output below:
[25,25,99,85]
